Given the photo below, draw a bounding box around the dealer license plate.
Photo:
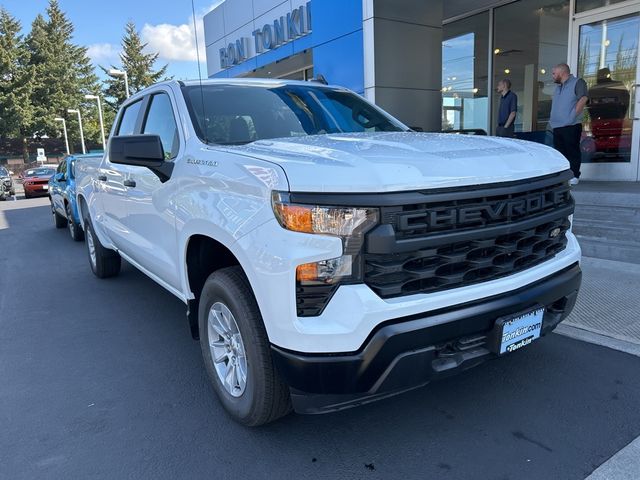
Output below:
[497,308,544,354]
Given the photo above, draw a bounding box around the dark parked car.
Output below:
[0,167,15,200]
[22,167,56,199]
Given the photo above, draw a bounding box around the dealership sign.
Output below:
[219,1,312,69]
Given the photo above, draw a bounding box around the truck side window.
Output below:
[117,100,142,136]
[142,93,180,160]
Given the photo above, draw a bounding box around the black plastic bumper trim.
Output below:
[271,262,581,410]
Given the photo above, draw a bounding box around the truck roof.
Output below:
[134,78,343,98]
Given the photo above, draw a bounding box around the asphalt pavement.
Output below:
[1,197,640,480]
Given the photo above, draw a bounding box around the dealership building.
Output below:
[204,0,640,182]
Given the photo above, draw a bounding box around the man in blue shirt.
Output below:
[496,79,517,137]
[550,63,589,185]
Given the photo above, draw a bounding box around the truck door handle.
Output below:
[124,179,137,188]
[98,175,107,181]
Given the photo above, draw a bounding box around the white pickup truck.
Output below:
[76,79,581,426]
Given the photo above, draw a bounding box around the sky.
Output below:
[2,0,223,80]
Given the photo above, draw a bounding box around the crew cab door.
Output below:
[99,99,144,249]
[120,90,181,290]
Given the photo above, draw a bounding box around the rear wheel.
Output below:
[52,202,67,229]
[66,202,84,241]
[84,215,121,278]
[199,266,292,426]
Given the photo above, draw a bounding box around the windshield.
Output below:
[181,83,407,145]
[25,168,55,177]
[0,167,8,177]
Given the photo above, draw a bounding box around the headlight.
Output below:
[272,191,378,286]
[272,192,378,237]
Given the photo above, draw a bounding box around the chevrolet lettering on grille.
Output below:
[398,190,570,231]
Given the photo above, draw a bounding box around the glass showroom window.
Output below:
[442,12,490,133]
[492,0,570,141]
[576,0,630,13]
[577,13,639,163]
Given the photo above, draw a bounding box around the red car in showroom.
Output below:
[22,167,56,198]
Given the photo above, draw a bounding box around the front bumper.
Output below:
[24,185,50,196]
[271,262,581,414]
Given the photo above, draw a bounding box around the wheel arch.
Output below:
[184,234,250,340]
[77,194,88,228]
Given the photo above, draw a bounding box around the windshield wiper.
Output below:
[215,141,254,146]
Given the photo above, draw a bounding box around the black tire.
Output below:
[199,266,292,426]
[84,215,121,278]
[66,202,84,241]
[52,202,67,229]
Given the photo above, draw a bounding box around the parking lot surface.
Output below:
[1,198,640,480]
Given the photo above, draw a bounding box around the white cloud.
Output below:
[141,2,222,63]
[86,43,121,66]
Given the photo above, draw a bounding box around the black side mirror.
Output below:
[109,135,173,182]
[110,134,165,167]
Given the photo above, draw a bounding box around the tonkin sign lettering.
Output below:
[219,1,312,69]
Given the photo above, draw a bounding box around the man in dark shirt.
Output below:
[496,79,517,137]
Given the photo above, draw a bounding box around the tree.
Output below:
[102,21,170,109]
[0,8,34,159]
[25,0,101,150]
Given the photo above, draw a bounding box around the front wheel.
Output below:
[199,266,292,426]
[84,216,121,278]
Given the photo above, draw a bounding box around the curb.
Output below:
[585,435,640,480]
[554,323,640,357]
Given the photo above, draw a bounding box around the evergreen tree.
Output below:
[0,8,34,158]
[26,0,101,149]
[102,21,170,109]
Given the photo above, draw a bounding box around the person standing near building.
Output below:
[550,63,588,185]
[496,79,517,137]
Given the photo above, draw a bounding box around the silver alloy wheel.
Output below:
[208,302,248,397]
[86,227,97,269]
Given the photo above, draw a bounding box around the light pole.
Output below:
[108,68,130,98]
[67,109,86,154]
[85,94,106,150]
[54,117,70,155]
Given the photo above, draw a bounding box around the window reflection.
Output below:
[442,12,489,134]
[576,0,628,14]
[578,14,638,163]
[493,0,570,141]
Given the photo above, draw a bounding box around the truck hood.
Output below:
[229,132,569,193]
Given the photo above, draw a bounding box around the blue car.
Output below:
[49,153,103,241]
